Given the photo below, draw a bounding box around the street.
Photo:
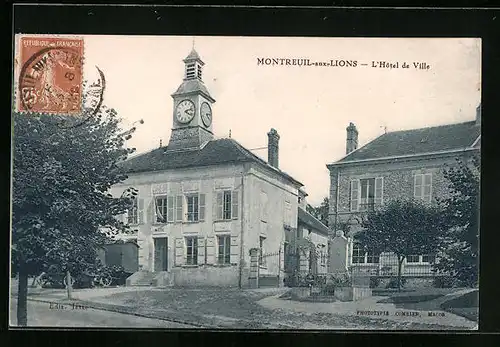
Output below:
[9,299,194,328]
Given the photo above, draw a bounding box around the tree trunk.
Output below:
[16,270,28,326]
[397,256,405,292]
[66,271,72,300]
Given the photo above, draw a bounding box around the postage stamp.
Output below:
[16,35,84,114]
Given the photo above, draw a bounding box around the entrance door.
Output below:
[154,237,168,272]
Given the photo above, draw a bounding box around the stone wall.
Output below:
[171,265,240,287]
[328,153,472,230]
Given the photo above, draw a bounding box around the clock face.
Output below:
[175,99,196,124]
[200,102,212,127]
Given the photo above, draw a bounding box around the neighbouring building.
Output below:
[110,48,327,288]
[326,106,481,282]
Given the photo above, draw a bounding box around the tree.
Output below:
[12,104,140,326]
[355,199,447,291]
[306,197,329,227]
[434,155,480,287]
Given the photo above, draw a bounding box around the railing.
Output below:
[349,253,437,277]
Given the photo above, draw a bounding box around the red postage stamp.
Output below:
[16,36,84,114]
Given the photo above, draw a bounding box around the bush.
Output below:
[370,276,381,289]
[386,277,407,289]
[433,275,458,288]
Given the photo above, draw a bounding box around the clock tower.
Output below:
[167,48,216,151]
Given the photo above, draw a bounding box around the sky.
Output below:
[78,36,480,206]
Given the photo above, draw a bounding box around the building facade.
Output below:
[110,49,326,288]
[326,107,481,279]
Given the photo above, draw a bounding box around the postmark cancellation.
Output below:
[16,35,84,115]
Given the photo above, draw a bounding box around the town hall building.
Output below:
[109,48,328,288]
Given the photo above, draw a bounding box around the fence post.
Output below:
[248,248,260,289]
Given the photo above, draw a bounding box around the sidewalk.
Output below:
[14,285,477,330]
[257,291,477,330]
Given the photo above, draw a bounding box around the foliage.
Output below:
[327,273,352,288]
[356,198,447,291]
[432,275,459,289]
[386,277,407,289]
[12,96,141,325]
[12,107,138,276]
[434,155,480,288]
[370,276,382,289]
[306,197,329,227]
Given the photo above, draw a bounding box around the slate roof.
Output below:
[119,138,303,186]
[298,207,330,236]
[336,121,480,163]
[184,48,202,62]
[171,79,215,102]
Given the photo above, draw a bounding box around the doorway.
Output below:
[154,237,168,272]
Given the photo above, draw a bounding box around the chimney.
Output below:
[267,128,280,168]
[346,122,359,154]
[476,103,481,126]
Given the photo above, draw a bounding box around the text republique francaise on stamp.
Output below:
[17,36,84,115]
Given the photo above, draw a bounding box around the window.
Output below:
[406,255,420,263]
[366,250,380,264]
[155,197,168,223]
[223,191,232,220]
[156,196,182,223]
[352,243,365,264]
[352,243,379,264]
[360,178,375,211]
[414,173,432,203]
[407,254,435,263]
[350,177,383,212]
[186,194,199,222]
[259,236,266,266]
[422,254,436,263]
[217,235,231,264]
[186,237,198,265]
[127,198,138,224]
[216,190,239,220]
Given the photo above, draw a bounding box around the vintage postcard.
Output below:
[10,34,480,330]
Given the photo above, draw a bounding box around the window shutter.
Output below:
[350,180,359,211]
[216,192,223,220]
[198,237,206,264]
[230,236,239,265]
[138,198,145,224]
[424,174,432,202]
[205,236,216,264]
[174,237,185,266]
[199,194,206,221]
[175,195,183,222]
[167,196,174,222]
[374,177,384,206]
[414,174,423,199]
[231,190,239,219]
[148,199,155,224]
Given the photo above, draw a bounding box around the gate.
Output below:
[258,250,281,288]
